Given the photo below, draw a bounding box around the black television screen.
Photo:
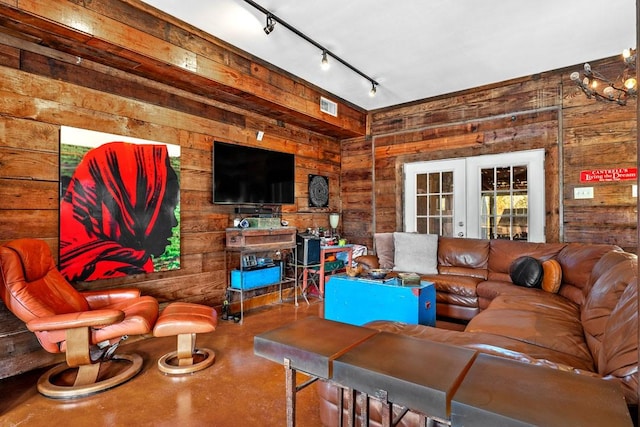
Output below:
[213,141,295,205]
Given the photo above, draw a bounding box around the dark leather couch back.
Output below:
[597,277,638,401]
[437,237,489,279]
[487,240,566,283]
[581,251,637,370]
[556,243,622,305]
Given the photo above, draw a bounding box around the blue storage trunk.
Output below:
[230,265,281,290]
[324,275,435,326]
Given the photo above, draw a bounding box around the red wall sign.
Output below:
[579,168,637,183]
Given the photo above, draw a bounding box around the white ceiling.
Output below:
[142,0,636,111]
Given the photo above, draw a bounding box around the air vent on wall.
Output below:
[320,96,338,117]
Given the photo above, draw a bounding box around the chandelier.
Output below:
[570,49,637,105]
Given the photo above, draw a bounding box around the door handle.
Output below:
[457,232,464,237]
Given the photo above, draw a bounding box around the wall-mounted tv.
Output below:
[213,141,295,205]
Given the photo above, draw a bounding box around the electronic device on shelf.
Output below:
[241,254,258,269]
[213,141,295,205]
[240,255,277,271]
[296,233,321,266]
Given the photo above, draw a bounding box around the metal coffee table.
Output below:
[254,316,379,427]
[332,331,477,426]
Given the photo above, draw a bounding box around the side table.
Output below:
[317,244,353,295]
[324,276,436,326]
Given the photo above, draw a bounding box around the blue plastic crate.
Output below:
[230,265,281,290]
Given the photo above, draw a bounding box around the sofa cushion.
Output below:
[466,295,592,367]
[366,320,595,372]
[597,278,638,405]
[374,232,394,269]
[488,240,565,283]
[435,292,478,308]
[437,237,489,279]
[421,273,482,298]
[582,249,634,298]
[477,280,544,309]
[392,232,438,275]
[556,243,621,305]
[581,256,637,364]
[509,256,543,288]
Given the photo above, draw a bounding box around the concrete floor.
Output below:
[0,299,325,427]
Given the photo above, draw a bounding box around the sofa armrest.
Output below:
[355,255,380,270]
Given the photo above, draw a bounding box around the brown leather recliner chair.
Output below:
[0,238,159,398]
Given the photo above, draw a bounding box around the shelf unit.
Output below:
[225,227,297,322]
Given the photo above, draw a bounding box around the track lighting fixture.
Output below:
[263,14,276,35]
[244,0,379,97]
[321,51,330,70]
[369,82,377,97]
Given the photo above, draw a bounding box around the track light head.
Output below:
[369,82,377,97]
[263,14,276,34]
[321,51,330,70]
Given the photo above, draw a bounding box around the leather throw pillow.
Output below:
[541,259,562,293]
[509,256,543,288]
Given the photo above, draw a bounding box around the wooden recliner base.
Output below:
[37,353,143,399]
[157,332,216,375]
[153,302,218,375]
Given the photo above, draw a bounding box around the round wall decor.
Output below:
[308,174,329,207]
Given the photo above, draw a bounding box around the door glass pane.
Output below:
[480,165,529,240]
[429,173,440,193]
[417,174,428,194]
[442,172,453,193]
[414,171,454,237]
[417,195,428,215]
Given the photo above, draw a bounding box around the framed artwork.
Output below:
[59,126,181,282]
[308,174,329,207]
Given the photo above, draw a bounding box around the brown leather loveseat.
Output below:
[317,235,638,426]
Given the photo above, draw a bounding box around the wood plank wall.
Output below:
[341,59,637,252]
[0,7,350,377]
[0,0,637,379]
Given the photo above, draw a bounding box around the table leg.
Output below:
[346,388,355,427]
[302,268,310,304]
[284,358,296,427]
[377,389,391,427]
[357,391,369,427]
[337,385,344,427]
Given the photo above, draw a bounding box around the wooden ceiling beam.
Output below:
[0,0,366,138]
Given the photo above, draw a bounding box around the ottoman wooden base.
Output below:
[153,302,217,375]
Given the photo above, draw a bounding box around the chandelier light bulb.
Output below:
[624,77,637,91]
[569,71,580,81]
[623,48,632,59]
[602,86,615,99]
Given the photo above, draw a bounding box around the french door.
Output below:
[404,149,545,242]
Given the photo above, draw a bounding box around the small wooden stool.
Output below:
[153,302,218,375]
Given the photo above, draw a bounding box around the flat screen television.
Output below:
[213,141,295,205]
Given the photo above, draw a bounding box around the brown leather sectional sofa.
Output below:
[317,236,638,426]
